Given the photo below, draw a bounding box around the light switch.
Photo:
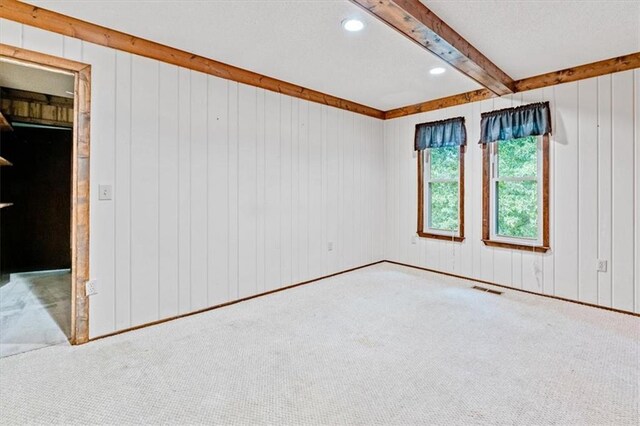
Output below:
[98,185,112,200]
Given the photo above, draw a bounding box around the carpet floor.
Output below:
[0,263,637,425]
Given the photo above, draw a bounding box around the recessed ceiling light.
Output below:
[430,67,446,75]
[342,19,364,32]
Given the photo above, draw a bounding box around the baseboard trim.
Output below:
[90,260,385,342]
[384,260,640,318]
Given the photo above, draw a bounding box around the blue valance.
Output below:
[414,116,466,151]
[479,101,552,144]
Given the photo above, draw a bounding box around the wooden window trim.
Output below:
[0,43,91,344]
[417,146,465,242]
[482,134,549,253]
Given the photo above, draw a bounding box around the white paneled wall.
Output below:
[384,71,639,314]
[0,21,385,337]
[1,18,637,340]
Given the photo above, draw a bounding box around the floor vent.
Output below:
[471,285,503,295]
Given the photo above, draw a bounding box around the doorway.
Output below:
[0,44,91,354]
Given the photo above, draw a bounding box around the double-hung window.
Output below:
[419,146,464,240]
[481,102,550,252]
[415,116,466,242]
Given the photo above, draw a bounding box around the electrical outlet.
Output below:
[98,185,112,200]
[85,280,98,296]
[328,242,334,251]
[597,260,608,273]
[411,235,418,245]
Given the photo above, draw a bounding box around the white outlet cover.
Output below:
[597,259,608,272]
[85,280,98,296]
[328,242,334,251]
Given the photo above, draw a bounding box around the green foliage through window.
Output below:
[494,136,539,239]
[498,136,537,178]
[497,181,538,238]
[427,146,459,232]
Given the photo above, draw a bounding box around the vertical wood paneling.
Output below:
[279,96,293,287]
[22,26,62,56]
[177,67,191,315]
[227,82,240,300]
[308,103,323,279]
[577,78,599,304]
[611,71,635,312]
[2,23,387,339]
[633,69,640,312]
[635,70,640,313]
[298,101,310,280]
[597,75,613,307]
[553,82,579,300]
[189,71,209,309]
[158,62,180,319]
[83,43,116,337]
[0,18,23,46]
[256,89,266,294]
[383,73,638,313]
[130,55,159,326]
[237,84,258,298]
[114,51,132,330]
[264,91,281,292]
[207,76,230,305]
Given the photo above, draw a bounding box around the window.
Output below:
[418,146,464,241]
[482,134,549,252]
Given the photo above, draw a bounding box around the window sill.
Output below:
[418,232,465,242]
[482,239,549,253]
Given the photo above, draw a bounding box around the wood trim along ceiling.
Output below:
[386,52,640,119]
[348,0,515,96]
[0,0,638,120]
[0,43,92,344]
[0,0,385,119]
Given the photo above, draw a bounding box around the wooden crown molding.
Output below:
[349,0,514,96]
[1,1,639,121]
[0,0,385,119]
[386,51,640,119]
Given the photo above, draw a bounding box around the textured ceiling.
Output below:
[23,0,640,109]
[29,0,481,111]
[424,0,640,80]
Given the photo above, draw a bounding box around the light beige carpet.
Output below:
[0,263,637,425]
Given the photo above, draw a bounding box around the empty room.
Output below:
[0,0,638,424]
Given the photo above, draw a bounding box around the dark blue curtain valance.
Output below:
[414,116,466,151]
[479,101,552,144]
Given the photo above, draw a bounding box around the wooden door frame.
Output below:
[0,44,91,344]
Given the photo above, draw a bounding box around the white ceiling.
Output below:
[0,59,74,98]
[424,0,640,80]
[27,0,640,110]
[30,0,482,111]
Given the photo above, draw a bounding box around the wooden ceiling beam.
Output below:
[349,0,515,96]
[385,51,640,119]
[0,0,385,119]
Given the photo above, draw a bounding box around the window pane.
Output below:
[497,180,538,239]
[498,136,537,178]
[429,182,459,231]
[430,146,459,180]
